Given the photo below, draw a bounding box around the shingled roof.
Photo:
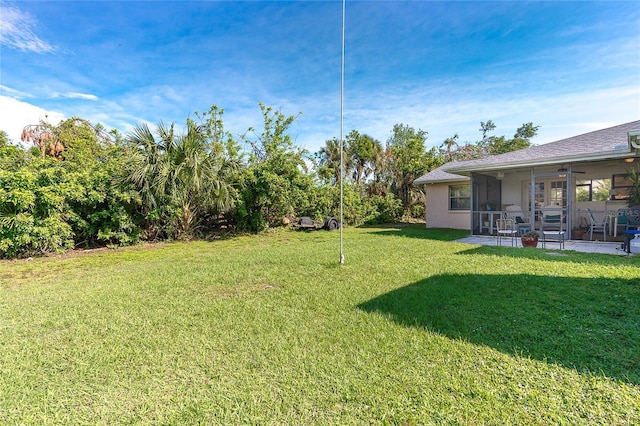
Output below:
[414,120,640,185]
[413,161,470,185]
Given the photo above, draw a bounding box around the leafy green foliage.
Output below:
[627,166,640,207]
[56,118,111,164]
[479,121,539,156]
[2,107,546,258]
[314,137,344,186]
[0,130,9,147]
[386,123,439,214]
[124,109,236,240]
[235,103,314,231]
[0,119,143,258]
[66,151,142,248]
[0,140,31,171]
[0,163,74,257]
[440,120,539,160]
[234,161,315,232]
[347,130,383,184]
[0,149,141,258]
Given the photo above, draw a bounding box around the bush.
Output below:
[0,146,142,258]
[408,201,425,220]
[233,158,316,232]
[364,193,403,225]
[295,184,402,227]
[0,166,75,257]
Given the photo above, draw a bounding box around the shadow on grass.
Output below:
[357,273,640,385]
[363,225,469,242]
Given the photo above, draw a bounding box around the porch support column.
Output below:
[469,172,476,236]
[530,169,536,230]
[566,169,573,235]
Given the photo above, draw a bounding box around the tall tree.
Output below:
[56,118,112,164]
[21,121,59,159]
[236,103,313,231]
[483,121,539,155]
[386,123,431,212]
[21,117,112,162]
[316,137,344,186]
[347,130,381,184]
[367,140,388,196]
[441,133,459,161]
[480,120,497,143]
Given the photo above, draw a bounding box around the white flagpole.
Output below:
[339,0,345,265]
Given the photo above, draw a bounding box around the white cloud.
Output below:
[0,84,33,99]
[0,96,65,145]
[0,4,56,53]
[51,92,99,101]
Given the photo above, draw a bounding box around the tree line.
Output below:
[0,103,537,258]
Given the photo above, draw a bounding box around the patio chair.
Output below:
[496,218,518,247]
[540,206,563,231]
[504,205,531,235]
[586,208,610,241]
[541,207,565,249]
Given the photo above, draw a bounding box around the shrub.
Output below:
[0,167,74,257]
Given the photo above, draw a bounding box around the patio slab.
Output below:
[456,235,631,256]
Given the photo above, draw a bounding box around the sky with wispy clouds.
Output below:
[1,1,638,153]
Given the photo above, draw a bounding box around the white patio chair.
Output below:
[541,207,565,249]
[496,218,518,247]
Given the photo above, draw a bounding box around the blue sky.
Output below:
[1,1,639,154]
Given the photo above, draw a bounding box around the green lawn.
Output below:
[1,225,639,425]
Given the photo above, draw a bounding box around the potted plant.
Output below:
[521,231,539,248]
[571,227,584,240]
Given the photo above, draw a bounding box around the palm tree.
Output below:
[126,121,234,239]
[348,132,381,184]
[317,137,349,186]
[442,134,459,161]
[367,143,389,196]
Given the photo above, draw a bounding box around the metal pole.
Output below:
[339,0,345,265]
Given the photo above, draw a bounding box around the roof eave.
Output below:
[447,150,637,174]
[413,176,470,185]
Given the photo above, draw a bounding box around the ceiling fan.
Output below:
[557,164,585,174]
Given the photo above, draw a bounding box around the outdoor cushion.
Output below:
[546,215,561,222]
[516,216,524,223]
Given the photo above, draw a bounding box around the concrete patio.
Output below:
[456,235,632,256]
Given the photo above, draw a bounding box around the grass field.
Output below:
[1,225,639,425]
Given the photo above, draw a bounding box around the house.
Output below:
[414,120,640,238]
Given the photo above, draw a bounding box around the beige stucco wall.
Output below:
[424,183,470,229]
